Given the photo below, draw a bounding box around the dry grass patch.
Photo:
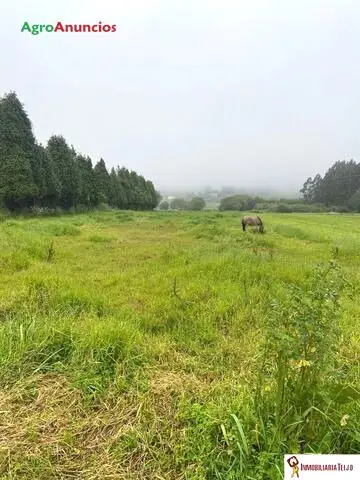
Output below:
[0,374,144,479]
[0,370,212,480]
[148,369,207,396]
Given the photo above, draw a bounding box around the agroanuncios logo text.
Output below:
[21,21,117,35]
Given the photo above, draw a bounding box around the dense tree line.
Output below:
[218,194,330,213]
[217,160,360,213]
[300,160,360,211]
[0,91,160,212]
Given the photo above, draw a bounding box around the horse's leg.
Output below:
[242,221,246,231]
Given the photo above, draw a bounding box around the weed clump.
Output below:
[219,258,358,477]
[46,241,55,262]
[259,260,349,446]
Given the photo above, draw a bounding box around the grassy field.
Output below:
[0,210,359,479]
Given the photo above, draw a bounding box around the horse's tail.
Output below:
[241,218,246,231]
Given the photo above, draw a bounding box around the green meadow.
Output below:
[0,210,359,479]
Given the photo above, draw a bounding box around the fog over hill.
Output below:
[160,185,300,200]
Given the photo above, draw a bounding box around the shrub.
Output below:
[256,259,353,453]
[276,203,293,213]
[159,201,169,210]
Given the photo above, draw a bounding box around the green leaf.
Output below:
[329,384,360,405]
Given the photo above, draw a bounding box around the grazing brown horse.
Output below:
[241,215,264,233]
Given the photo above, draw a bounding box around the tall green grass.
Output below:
[0,211,359,479]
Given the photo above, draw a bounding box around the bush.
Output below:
[0,207,12,221]
[97,203,111,211]
[276,203,293,213]
[159,201,169,210]
[170,198,188,210]
[333,206,351,213]
[255,259,353,454]
[188,196,206,211]
[219,194,256,211]
[290,203,328,213]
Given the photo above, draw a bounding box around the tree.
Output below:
[124,168,137,208]
[0,91,161,213]
[311,174,323,203]
[0,92,38,209]
[130,170,145,210]
[94,158,110,204]
[0,146,38,210]
[300,177,314,203]
[277,203,293,213]
[347,189,360,212]
[86,157,99,206]
[46,135,80,209]
[136,175,153,210]
[159,201,169,210]
[302,160,360,206]
[108,167,124,208]
[170,198,188,210]
[219,194,256,211]
[147,182,160,209]
[36,144,61,207]
[322,160,360,206]
[76,153,95,206]
[117,167,131,209]
[188,196,206,211]
[300,174,323,204]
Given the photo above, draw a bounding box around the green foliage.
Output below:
[300,174,323,204]
[347,189,360,212]
[108,167,121,207]
[93,158,110,204]
[154,188,162,207]
[321,160,360,206]
[301,160,360,207]
[0,92,38,209]
[256,259,353,455]
[76,154,96,206]
[0,91,159,213]
[46,136,80,209]
[289,203,328,213]
[0,146,38,209]
[219,194,256,211]
[170,197,188,210]
[159,201,169,210]
[256,202,328,213]
[276,203,292,213]
[188,196,206,211]
[35,144,61,207]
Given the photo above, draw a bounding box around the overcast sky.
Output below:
[1,0,360,193]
